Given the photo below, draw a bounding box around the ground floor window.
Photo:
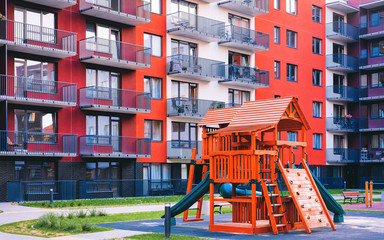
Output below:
[15,161,55,181]
[86,162,121,180]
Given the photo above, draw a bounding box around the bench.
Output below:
[214,202,231,214]
[343,191,365,204]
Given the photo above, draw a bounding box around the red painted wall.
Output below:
[254,0,326,165]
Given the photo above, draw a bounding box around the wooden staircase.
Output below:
[278,160,337,234]
[261,181,289,235]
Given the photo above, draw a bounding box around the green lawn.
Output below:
[116,233,215,240]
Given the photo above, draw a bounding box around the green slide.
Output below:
[162,171,210,218]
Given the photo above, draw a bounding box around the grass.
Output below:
[0,210,3,214]
[112,233,215,240]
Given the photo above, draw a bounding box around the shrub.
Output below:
[70,201,75,207]
[76,210,87,218]
[62,220,78,232]
[89,209,97,217]
[67,212,75,219]
[36,213,58,228]
[81,222,93,232]
[97,210,107,216]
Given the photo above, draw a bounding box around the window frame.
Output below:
[144,76,162,99]
[313,101,323,118]
[171,122,198,148]
[150,0,161,15]
[312,5,322,23]
[286,63,297,82]
[144,33,162,57]
[274,0,280,10]
[274,26,280,44]
[313,133,323,150]
[286,30,297,49]
[312,69,322,86]
[144,119,163,142]
[312,37,322,55]
[274,61,280,79]
[286,0,297,15]
[228,88,250,106]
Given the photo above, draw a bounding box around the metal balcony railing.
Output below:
[360,55,384,70]
[167,12,226,42]
[326,53,358,72]
[21,0,77,9]
[360,86,384,100]
[326,85,358,101]
[79,135,151,158]
[361,148,384,162]
[0,75,77,107]
[167,97,227,119]
[167,54,225,81]
[219,25,269,52]
[326,117,358,132]
[360,21,384,38]
[167,140,203,159]
[326,148,359,163]
[0,131,77,156]
[218,0,269,17]
[220,64,269,88]
[326,21,358,41]
[79,37,151,70]
[79,87,150,114]
[360,117,384,131]
[79,0,150,26]
[0,19,77,58]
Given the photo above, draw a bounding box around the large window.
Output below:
[86,69,120,89]
[15,109,57,136]
[15,161,55,181]
[171,81,197,99]
[313,69,322,86]
[369,9,384,27]
[287,131,298,142]
[148,163,171,182]
[144,120,162,141]
[274,26,280,44]
[371,103,384,119]
[287,30,297,48]
[274,0,280,10]
[313,101,322,118]
[370,72,384,88]
[274,61,280,79]
[286,0,297,15]
[86,116,121,149]
[150,0,161,14]
[370,40,384,57]
[312,5,322,23]
[287,64,297,82]
[144,77,162,99]
[228,89,250,106]
[144,33,162,57]
[313,133,322,150]
[86,22,121,57]
[171,39,197,57]
[312,37,322,54]
[86,162,120,180]
[371,134,384,149]
[171,122,197,148]
[170,0,197,14]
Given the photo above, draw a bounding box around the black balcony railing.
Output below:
[326,117,358,132]
[326,85,358,101]
[167,97,227,118]
[0,75,77,106]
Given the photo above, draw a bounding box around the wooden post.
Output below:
[289,146,293,169]
[370,181,373,207]
[365,181,369,208]
[251,182,256,230]
[210,182,214,225]
[183,149,197,222]
[196,164,208,219]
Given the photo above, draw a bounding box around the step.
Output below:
[273,214,284,217]
[276,224,287,228]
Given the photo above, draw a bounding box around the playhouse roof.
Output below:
[199,97,310,133]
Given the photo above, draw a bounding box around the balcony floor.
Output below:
[360,31,384,40]
[218,1,268,17]
[0,96,76,108]
[219,79,268,89]
[360,128,384,132]
[359,96,384,101]
[80,7,150,26]
[360,63,384,71]
[167,28,224,43]
[80,105,150,114]
[326,97,356,102]
[80,56,150,70]
[167,71,224,82]
[0,151,76,157]
[218,40,268,53]
[0,40,77,59]
[327,34,357,43]
[327,66,357,73]
[81,153,150,158]
[167,114,203,122]
[22,0,77,9]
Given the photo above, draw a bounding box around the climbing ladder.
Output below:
[261,180,289,235]
[278,160,336,234]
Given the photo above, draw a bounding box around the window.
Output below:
[171,81,197,99]
[86,22,121,56]
[287,64,297,82]
[312,5,322,23]
[15,109,57,136]
[86,115,120,149]
[287,131,298,142]
[228,89,250,106]
[312,37,322,54]
[144,120,162,141]
[371,103,384,119]
[274,61,280,79]
[228,14,250,29]
[370,40,384,57]
[171,122,197,148]
[274,26,280,44]
[370,134,384,149]
[170,0,197,14]
[274,0,280,10]
[313,133,322,150]
[14,161,55,181]
[144,77,162,99]
[151,0,161,14]
[287,30,297,48]
[144,33,162,57]
[369,9,384,27]
[313,69,322,86]
[286,0,297,15]
[274,95,281,98]
[313,101,322,118]
[148,163,171,181]
[171,39,197,56]
[86,162,120,180]
[86,69,120,99]
[371,72,384,88]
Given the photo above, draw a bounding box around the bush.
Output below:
[81,222,93,232]
[97,210,107,216]
[36,213,59,229]
[89,209,97,217]
[62,220,78,232]
[76,210,87,218]
[67,212,74,219]
[70,201,75,207]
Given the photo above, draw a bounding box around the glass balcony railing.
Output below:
[167,12,226,42]
[361,148,384,162]
[21,0,77,9]
[326,53,358,72]
[326,85,358,101]
[167,55,225,81]
[360,117,384,131]
[167,140,203,160]
[79,0,150,26]
[218,25,269,52]
[326,148,359,163]
[0,19,77,58]
[326,117,358,132]
[360,86,384,100]
[220,64,269,88]
[360,55,384,70]
[360,22,384,39]
[0,131,77,156]
[79,135,151,158]
[167,97,227,119]
[79,37,151,70]
[218,0,269,17]
[79,87,150,114]
[326,21,358,41]
[0,75,77,107]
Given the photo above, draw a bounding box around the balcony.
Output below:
[79,136,150,158]
[326,148,359,163]
[326,54,358,73]
[167,12,226,42]
[0,75,77,107]
[360,86,384,101]
[326,85,358,102]
[218,0,269,17]
[360,22,384,39]
[21,0,77,9]
[360,55,384,70]
[167,141,202,160]
[167,55,225,82]
[219,65,269,89]
[326,1,358,15]
[0,20,77,58]
[361,149,384,162]
[326,21,358,42]
[326,117,358,132]
[167,98,227,121]
[218,25,269,53]
[360,117,384,131]
[79,37,151,70]
[79,0,150,26]
[79,87,150,114]
[0,131,77,157]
